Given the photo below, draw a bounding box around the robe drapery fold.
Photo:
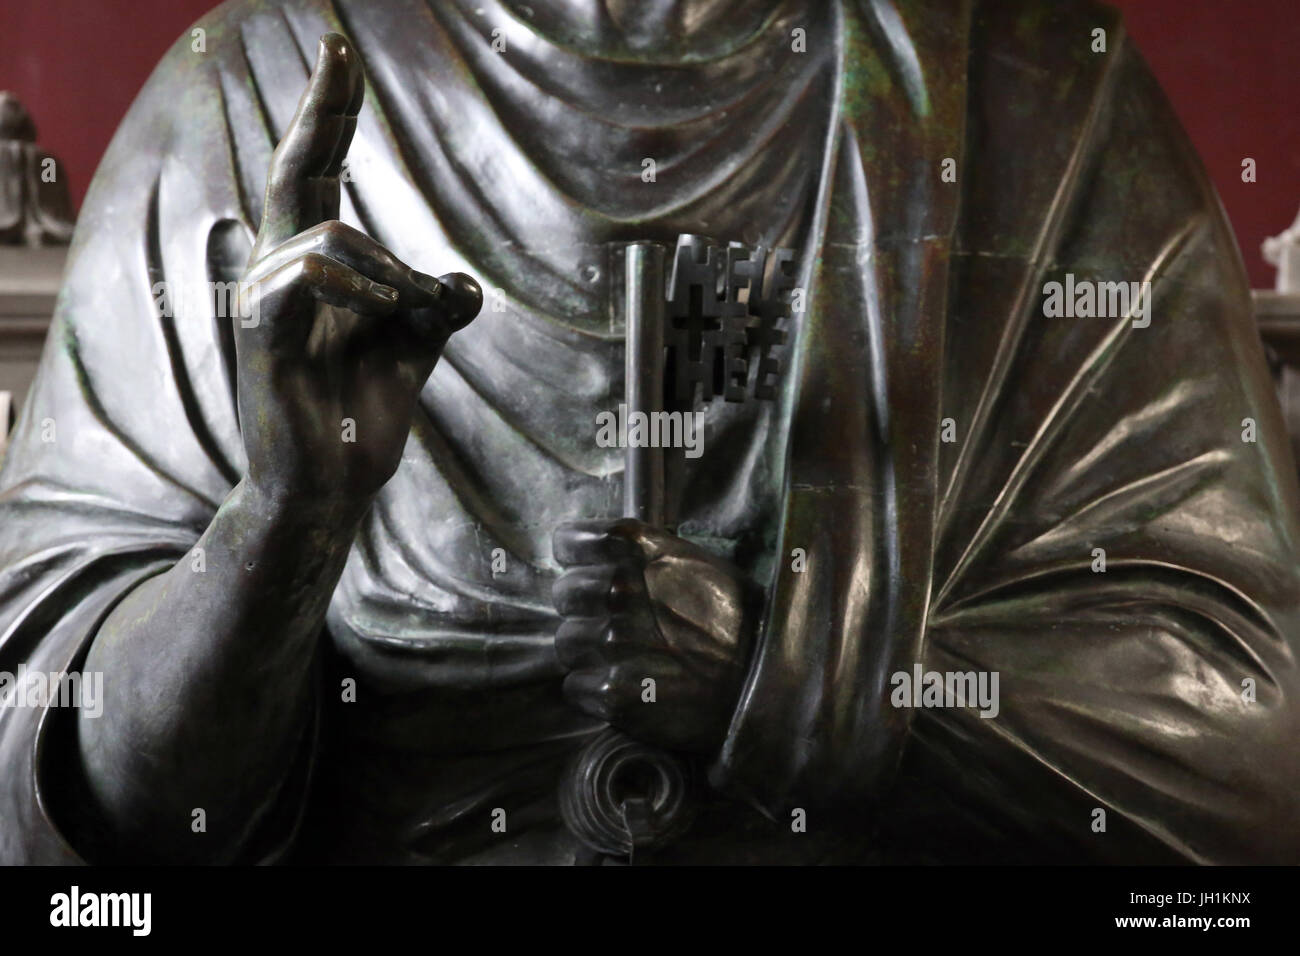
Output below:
[1,0,1298,863]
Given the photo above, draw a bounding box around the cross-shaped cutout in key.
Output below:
[666,236,795,406]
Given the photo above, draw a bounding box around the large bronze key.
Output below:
[559,235,794,860]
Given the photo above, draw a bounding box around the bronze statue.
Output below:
[1,0,1297,865]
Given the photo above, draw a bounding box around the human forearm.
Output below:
[74,33,480,864]
[76,479,365,862]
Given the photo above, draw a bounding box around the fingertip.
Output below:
[369,280,398,302]
[314,33,363,107]
[437,272,483,331]
[318,33,350,66]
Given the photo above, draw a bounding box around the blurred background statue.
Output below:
[0,92,74,247]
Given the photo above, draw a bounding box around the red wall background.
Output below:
[1,0,1296,286]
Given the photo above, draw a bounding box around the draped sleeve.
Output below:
[712,0,1300,864]
[0,0,333,863]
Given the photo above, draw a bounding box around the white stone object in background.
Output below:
[1263,205,1300,293]
[0,390,11,458]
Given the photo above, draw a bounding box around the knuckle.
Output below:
[601,621,623,652]
[608,518,644,542]
[553,618,580,654]
[550,575,568,613]
[607,565,641,610]
[604,668,638,719]
[560,671,583,706]
[553,570,587,616]
[594,682,620,721]
[563,672,613,720]
[293,251,329,280]
[319,220,363,259]
[608,519,654,558]
[555,618,601,666]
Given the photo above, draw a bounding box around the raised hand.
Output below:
[238,33,481,507]
[76,33,482,866]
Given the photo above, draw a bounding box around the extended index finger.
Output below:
[254,33,364,256]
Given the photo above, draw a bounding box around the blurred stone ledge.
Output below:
[1256,291,1300,469]
[0,245,64,451]
[0,245,64,317]
[1255,291,1300,360]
